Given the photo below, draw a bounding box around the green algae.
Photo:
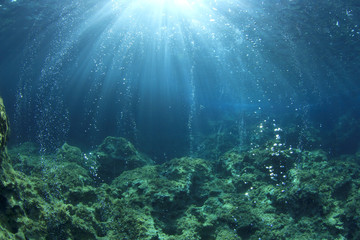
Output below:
[1,98,360,239]
[94,136,154,183]
[0,97,9,151]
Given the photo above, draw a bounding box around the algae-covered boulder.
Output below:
[44,161,94,194]
[57,142,83,164]
[112,157,213,207]
[94,136,154,183]
[9,143,96,192]
[56,142,99,174]
[110,157,221,239]
[8,142,43,175]
[0,97,9,150]
[0,98,47,239]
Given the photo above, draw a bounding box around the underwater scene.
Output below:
[1,0,360,239]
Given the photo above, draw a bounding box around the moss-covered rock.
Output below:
[94,136,154,183]
[57,143,83,164]
[2,97,360,239]
[8,142,43,175]
[0,97,9,151]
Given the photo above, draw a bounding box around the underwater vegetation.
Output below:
[1,0,360,239]
[1,99,360,239]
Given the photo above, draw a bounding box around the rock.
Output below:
[0,97,10,150]
[94,136,154,183]
[8,142,42,175]
[56,143,99,174]
[57,142,83,164]
[1,95,360,239]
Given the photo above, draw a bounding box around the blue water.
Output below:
[0,0,359,161]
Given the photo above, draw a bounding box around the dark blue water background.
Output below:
[0,0,359,161]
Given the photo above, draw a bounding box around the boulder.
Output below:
[0,97,9,150]
[94,136,154,183]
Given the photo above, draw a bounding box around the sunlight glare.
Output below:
[111,0,200,16]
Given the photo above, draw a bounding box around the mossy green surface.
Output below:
[0,97,9,152]
[1,98,360,239]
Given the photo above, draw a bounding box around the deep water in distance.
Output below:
[0,0,359,160]
[0,0,360,238]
